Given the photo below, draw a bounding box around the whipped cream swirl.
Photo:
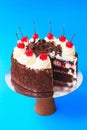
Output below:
[57,38,68,46]
[29,38,39,43]
[13,47,25,59]
[17,40,29,46]
[44,36,58,46]
[17,53,36,66]
[62,44,75,57]
[33,56,51,70]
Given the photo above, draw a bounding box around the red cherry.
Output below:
[21,36,28,42]
[39,53,48,61]
[25,49,33,56]
[71,63,74,66]
[33,33,38,39]
[47,33,54,40]
[61,62,66,67]
[59,35,66,42]
[17,42,25,48]
[66,41,73,48]
[57,61,61,66]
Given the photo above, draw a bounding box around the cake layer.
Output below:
[52,56,78,88]
[53,71,73,82]
[53,79,77,88]
[52,64,69,73]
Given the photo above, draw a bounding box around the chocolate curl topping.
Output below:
[43,46,53,53]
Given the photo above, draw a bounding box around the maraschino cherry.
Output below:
[59,35,66,42]
[33,33,38,39]
[59,27,66,42]
[66,41,73,48]
[47,22,54,40]
[21,36,28,42]
[47,33,54,40]
[32,22,38,39]
[17,42,25,49]
[19,26,28,42]
[66,34,75,48]
[25,49,33,56]
[39,53,48,61]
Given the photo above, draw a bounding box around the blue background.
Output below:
[0,0,87,130]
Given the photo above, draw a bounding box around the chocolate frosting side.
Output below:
[11,57,53,93]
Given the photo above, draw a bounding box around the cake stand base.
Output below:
[35,98,56,116]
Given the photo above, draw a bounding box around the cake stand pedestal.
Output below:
[35,98,56,116]
[5,72,83,116]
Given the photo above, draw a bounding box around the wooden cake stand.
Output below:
[35,98,56,116]
[5,72,83,116]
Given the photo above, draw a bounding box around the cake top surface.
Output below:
[12,33,78,70]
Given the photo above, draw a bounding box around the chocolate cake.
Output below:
[11,33,78,98]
